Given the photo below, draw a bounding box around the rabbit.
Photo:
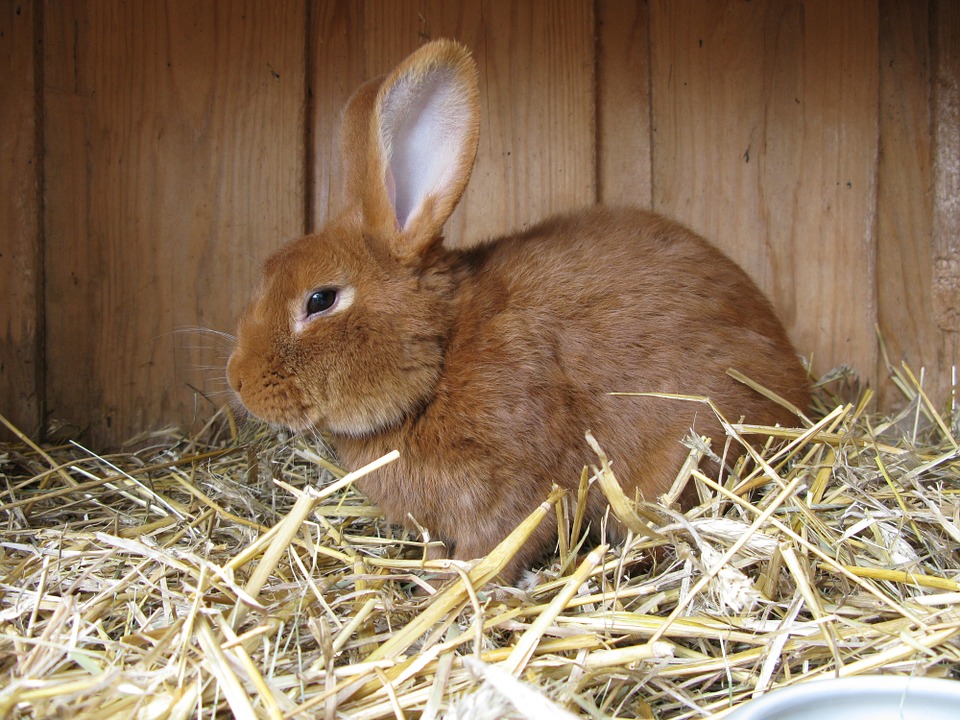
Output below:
[226,39,809,583]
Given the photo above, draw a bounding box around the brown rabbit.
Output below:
[227,40,808,582]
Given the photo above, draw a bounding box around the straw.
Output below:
[1,366,958,719]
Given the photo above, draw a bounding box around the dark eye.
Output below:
[306,289,338,316]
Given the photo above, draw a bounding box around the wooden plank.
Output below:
[43,0,306,446]
[932,1,960,330]
[463,0,595,241]
[876,0,939,406]
[649,0,880,383]
[0,0,42,440]
[310,0,595,247]
[879,0,960,410]
[930,0,960,408]
[309,0,367,228]
[596,0,653,208]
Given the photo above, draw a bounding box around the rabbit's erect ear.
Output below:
[362,40,479,254]
[340,77,384,207]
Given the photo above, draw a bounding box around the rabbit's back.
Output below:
[458,206,806,418]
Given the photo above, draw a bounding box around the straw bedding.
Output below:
[1,364,958,719]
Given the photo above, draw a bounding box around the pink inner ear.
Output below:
[380,68,474,232]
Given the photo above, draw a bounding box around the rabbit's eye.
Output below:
[306,289,338,316]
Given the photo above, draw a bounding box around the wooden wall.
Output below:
[1,1,42,439]
[1,0,958,447]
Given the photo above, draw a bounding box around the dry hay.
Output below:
[1,364,959,719]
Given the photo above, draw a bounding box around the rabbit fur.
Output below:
[227,39,809,582]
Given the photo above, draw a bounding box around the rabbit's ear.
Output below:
[339,77,384,208]
[362,40,479,255]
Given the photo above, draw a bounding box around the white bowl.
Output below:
[725,676,960,720]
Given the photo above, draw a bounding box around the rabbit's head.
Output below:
[227,40,479,435]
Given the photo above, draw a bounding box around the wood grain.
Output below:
[309,0,367,228]
[2,0,956,446]
[932,0,960,334]
[931,0,960,408]
[596,0,653,208]
[876,0,940,405]
[650,0,880,382]
[0,0,42,440]
[43,0,306,445]
[309,0,595,248]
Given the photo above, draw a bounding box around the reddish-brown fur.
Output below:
[227,41,809,582]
